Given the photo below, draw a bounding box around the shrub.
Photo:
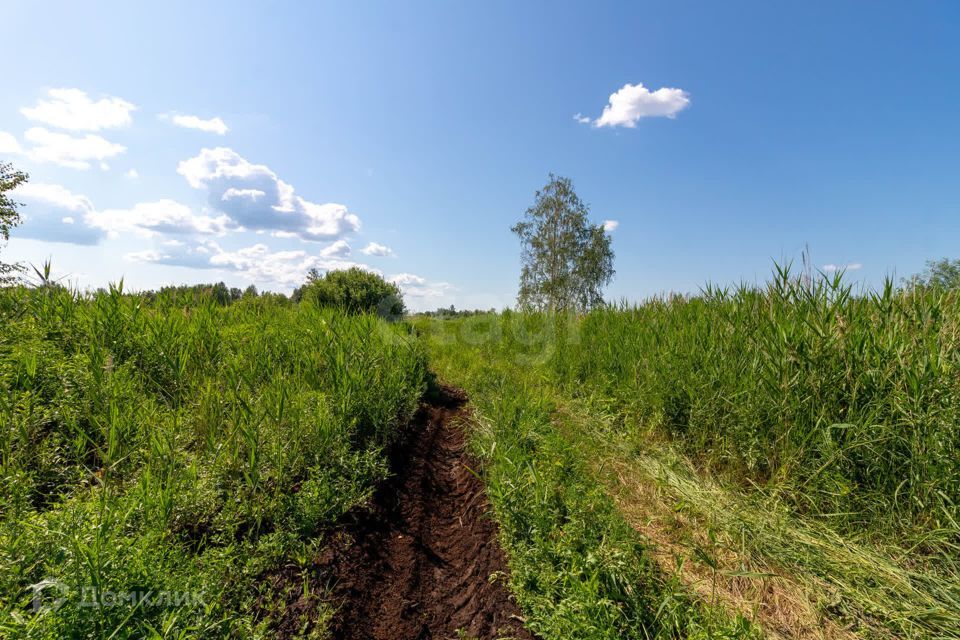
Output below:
[295,268,406,318]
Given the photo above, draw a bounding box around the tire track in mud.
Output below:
[320,385,535,640]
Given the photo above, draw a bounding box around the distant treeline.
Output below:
[415,305,497,318]
[135,282,269,306]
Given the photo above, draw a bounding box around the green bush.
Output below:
[295,267,405,318]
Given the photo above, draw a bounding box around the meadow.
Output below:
[0,282,426,638]
[417,267,960,638]
[553,267,960,540]
[4,265,960,639]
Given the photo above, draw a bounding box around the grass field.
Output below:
[0,282,426,638]
[4,267,960,639]
[416,267,960,639]
[419,314,759,639]
[551,269,960,543]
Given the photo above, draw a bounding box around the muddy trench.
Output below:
[273,385,535,639]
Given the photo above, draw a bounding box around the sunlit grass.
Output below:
[422,316,759,639]
[549,266,960,547]
[0,282,426,638]
[416,264,960,638]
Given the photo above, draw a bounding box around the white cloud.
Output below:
[23,127,126,169]
[11,183,233,246]
[390,272,453,300]
[124,169,139,179]
[583,82,690,128]
[166,113,229,135]
[126,238,454,299]
[125,243,226,270]
[15,182,96,213]
[320,239,351,258]
[12,182,102,245]
[360,241,394,257]
[390,273,426,286]
[0,131,21,154]
[222,188,265,201]
[602,219,619,232]
[573,113,591,124]
[86,200,234,238]
[177,147,275,189]
[128,240,370,287]
[21,88,136,131]
[177,147,361,242]
[822,262,863,273]
[126,249,171,263]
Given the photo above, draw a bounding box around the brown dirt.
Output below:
[315,385,535,640]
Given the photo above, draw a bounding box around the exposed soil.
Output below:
[313,385,535,640]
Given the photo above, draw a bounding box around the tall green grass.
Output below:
[549,267,960,544]
[420,315,758,639]
[0,282,426,638]
[415,267,960,636]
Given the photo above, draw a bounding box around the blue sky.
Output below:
[1,1,958,310]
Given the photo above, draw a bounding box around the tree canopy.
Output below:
[295,267,406,318]
[905,258,960,290]
[512,174,614,312]
[0,162,28,284]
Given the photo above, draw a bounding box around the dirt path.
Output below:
[319,385,535,640]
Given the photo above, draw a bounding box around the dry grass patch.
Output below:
[603,456,859,640]
[554,400,960,639]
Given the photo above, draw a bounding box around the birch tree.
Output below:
[512,174,614,311]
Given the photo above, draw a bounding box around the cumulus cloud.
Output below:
[822,262,863,273]
[23,127,126,169]
[12,182,103,245]
[126,249,179,264]
[124,169,139,179]
[222,188,265,201]
[177,147,361,242]
[360,241,394,257]
[602,220,619,232]
[319,239,351,258]
[581,82,690,128]
[165,113,229,135]
[390,272,454,300]
[125,245,217,270]
[389,273,426,286]
[208,244,339,284]
[16,182,95,212]
[128,240,369,286]
[86,199,234,238]
[21,88,136,131]
[0,131,21,154]
[10,182,235,245]
[126,238,453,298]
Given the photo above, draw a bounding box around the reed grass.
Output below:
[421,316,759,639]
[0,282,426,638]
[416,265,960,638]
[550,267,960,544]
